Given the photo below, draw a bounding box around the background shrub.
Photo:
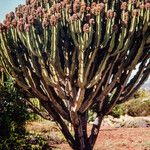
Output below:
[0,133,46,150]
[0,77,29,138]
[111,90,150,117]
[0,72,47,149]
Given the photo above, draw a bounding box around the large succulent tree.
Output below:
[0,0,150,149]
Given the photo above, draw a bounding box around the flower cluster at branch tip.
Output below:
[132,9,139,16]
[107,10,116,19]
[121,2,128,10]
[89,18,95,25]
[123,12,129,25]
[0,0,149,33]
[83,23,90,33]
[91,3,105,15]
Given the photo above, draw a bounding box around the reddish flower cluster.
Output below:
[121,2,128,10]
[121,1,150,10]
[26,0,36,5]
[6,12,15,22]
[69,14,79,22]
[50,15,59,26]
[132,9,139,17]
[80,2,86,13]
[91,3,105,15]
[24,23,31,32]
[89,19,95,25]
[123,12,129,25]
[49,3,62,14]
[83,24,90,33]
[11,19,17,27]
[145,2,150,9]
[73,0,80,13]
[0,0,149,33]
[139,3,145,9]
[17,18,25,31]
[128,0,137,4]
[107,10,116,19]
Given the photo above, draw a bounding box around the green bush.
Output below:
[0,133,46,150]
[111,105,125,118]
[88,110,96,123]
[0,78,29,138]
[0,76,49,149]
[111,90,150,117]
[133,89,149,99]
[123,99,150,117]
[28,98,44,121]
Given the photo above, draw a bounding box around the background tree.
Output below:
[0,0,150,149]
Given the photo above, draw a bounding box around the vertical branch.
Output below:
[88,113,104,150]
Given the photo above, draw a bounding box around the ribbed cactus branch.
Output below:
[0,0,150,149]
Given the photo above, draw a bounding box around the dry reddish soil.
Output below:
[53,127,150,150]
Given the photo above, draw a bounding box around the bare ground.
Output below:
[26,121,150,150]
[53,127,150,150]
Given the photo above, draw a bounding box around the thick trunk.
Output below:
[72,113,103,150]
[42,100,103,150]
[73,112,88,150]
[73,130,92,150]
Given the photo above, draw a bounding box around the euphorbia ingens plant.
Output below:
[0,0,150,149]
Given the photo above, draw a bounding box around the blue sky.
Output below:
[0,0,149,89]
[0,0,25,21]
